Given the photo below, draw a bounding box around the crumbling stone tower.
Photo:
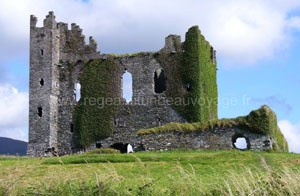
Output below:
[28,12,99,156]
[27,12,218,157]
[28,12,60,156]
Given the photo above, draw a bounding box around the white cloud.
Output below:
[286,16,300,31]
[0,84,28,141]
[279,120,300,153]
[0,0,300,66]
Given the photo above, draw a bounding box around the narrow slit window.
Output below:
[39,78,44,86]
[210,47,215,63]
[122,71,132,102]
[38,107,43,117]
[154,69,166,93]
[186,84,191,91]
[75,82,81,102]
[70,123,74,133]
[41,49,44,56]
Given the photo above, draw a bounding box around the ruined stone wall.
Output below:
[100,104,186,151]
[139,127,272,151]
[75,52,187,152]
[28,12,220,156]
[55,25,99,155]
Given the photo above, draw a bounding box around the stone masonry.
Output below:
[139,127,272,151]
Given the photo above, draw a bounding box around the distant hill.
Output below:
[0,137,27,156]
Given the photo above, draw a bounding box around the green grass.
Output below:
[85,148,121,155]
[1,150,300,195]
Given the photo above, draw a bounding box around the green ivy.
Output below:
[155,26,218,123]
[73,58,122,148]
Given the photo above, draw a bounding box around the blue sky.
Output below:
[0,0,299,152]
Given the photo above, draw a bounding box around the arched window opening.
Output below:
[235,138,247,150]
[154,69,166,93]
[75,82,81,102]
[40,49,44,56]
[39,78,44,86]
[232,134,250,150]
[122,71,132,103]
[38,107,43,117]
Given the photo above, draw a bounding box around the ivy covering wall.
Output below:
[156,26,218,123]
[73,58,122,148]
[183,26,218,122]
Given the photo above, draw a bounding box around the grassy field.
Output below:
[1,150,300,195]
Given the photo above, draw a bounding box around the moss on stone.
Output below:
[137,119,233,135]
[73,58,122,148]
[138,105,288,152]
[110,52,146,57]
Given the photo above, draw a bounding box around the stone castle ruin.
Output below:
[27,12,288,157]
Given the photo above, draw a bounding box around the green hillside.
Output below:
[1,150,300,195]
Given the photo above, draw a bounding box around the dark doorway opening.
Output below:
[96,142,102,149]
[154,69,166,93]
[110,143,127,153]
[110,143,131,153]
